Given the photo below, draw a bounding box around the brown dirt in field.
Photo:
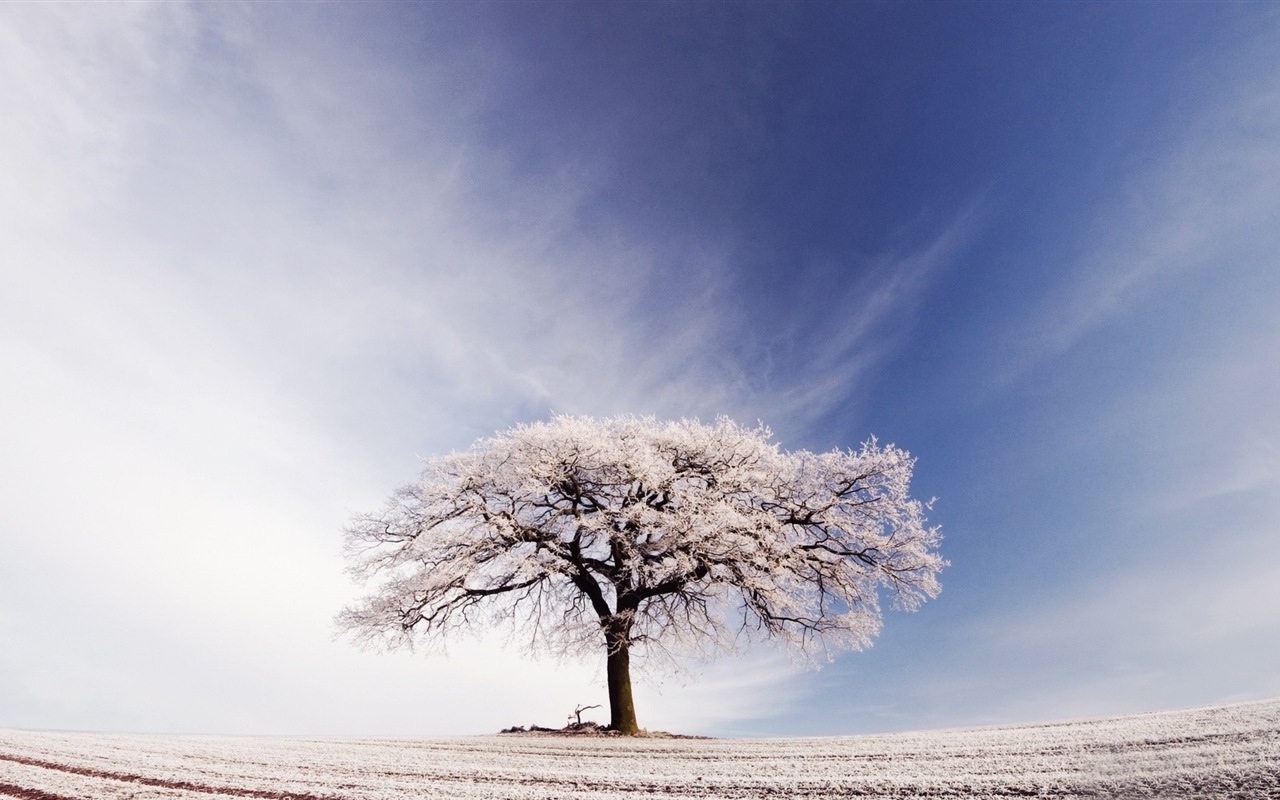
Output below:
[0,782,82,800]
[0,752,342,800]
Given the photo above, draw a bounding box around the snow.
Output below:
[2,699,1277,798]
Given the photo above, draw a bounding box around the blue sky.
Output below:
[1,2,1277,737]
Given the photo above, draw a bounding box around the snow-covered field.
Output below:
[2,699,1277,799]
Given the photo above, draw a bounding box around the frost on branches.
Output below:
[338,415,944,734]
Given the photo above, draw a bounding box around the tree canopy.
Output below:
[338,415,944,733]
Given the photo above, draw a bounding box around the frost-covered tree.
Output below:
[338,415,944,734]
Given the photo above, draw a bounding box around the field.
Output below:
[2,699,1277,799]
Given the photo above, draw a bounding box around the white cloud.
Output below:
[755,204,981,433]
[638,651,805,735]
[0,3,668,735]
[1001,43,1280,383]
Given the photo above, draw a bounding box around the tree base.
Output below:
[497,722,708,738]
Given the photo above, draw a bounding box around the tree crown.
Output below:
[338,414,943,668]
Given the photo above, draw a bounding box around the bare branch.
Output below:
[337,415,945,730]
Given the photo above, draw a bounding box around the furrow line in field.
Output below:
[0,753,343,800]
[0,782,82,800]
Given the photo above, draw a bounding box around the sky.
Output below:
[1,1,1278,739]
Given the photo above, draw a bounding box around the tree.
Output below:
[337,415,944,734]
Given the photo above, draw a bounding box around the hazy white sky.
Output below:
[2,2,1278,737]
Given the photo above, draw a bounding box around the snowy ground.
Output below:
[2,699,1277,799]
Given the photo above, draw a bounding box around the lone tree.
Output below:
[338,415,944,734]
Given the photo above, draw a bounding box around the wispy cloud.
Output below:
[1002,42,1280,382]
[746,204,982,436]
[968,513,1280,723]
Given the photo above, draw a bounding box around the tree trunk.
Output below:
[604,622,640,734]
